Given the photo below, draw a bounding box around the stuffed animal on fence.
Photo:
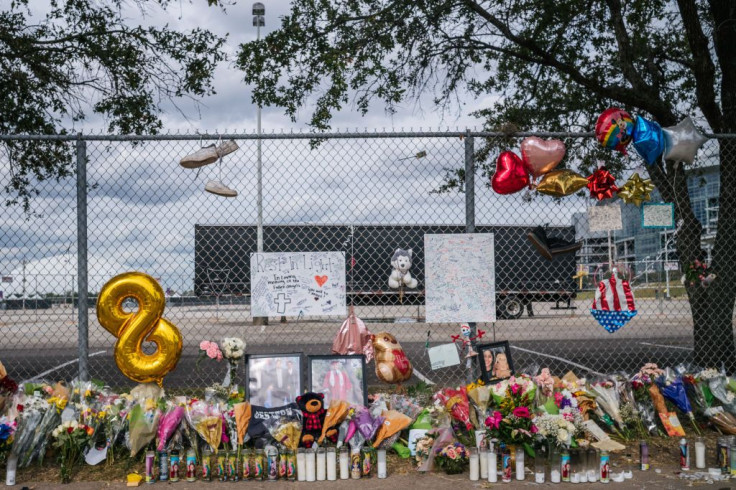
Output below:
[388,249,418,289]
[372,332,413,384]
[296,392,336,448]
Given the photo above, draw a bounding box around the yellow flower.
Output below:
[84,390,92,398]
[144,399,156,411]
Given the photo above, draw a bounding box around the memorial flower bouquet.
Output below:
[434,442,469,475]
[221,337,246,389]
[432,387,472,431]
[589,380,624,430]
[484,376,537,451]
[414,430,437,468]
[532,414,576,448]
[51,421,93,483]
[0,417,15,464]
[655,369,701,435]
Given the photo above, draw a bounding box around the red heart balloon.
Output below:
[492,151,529,194]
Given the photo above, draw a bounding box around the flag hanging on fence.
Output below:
[590,273,637,333]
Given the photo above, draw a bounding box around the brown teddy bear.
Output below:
[296,392,337,448]
[372,332,413,384]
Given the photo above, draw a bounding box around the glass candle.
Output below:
[339,447,350,480]
[278,451,288,480]
[549,449,561,483]
[201,448,212,482]
[534,449,546,483]
[316,447,327,481]
[587,447,599,482]
[350,446,361,479]
[501,447,512,483]
[286,450,297,481]
[296,448,306,482]
[377,449,387,479]
[5,453,17,486]
[479,447,488,479]
[560,448,570,482]
[254,449,265,480]
[599,450,610,483]
[579,448,588,483]
[515,446,525,480]
[186,449,197,482]
[217,451,227,482]
[729,442,736,476]
[241,450,252,480]
[305,448,316,482]
[695,437,706,469]
[487,448,498,483]
[569,449,579,484]
[159,450,170,482]
[145,450,155,484]
[326,448,337,481]
[169,449,180,482]
[361,447,372,478]
[469,447,480,481]
[623,452,633,479]
[229,450,239,482]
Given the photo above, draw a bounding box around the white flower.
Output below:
[221,337,246,360]
[557,429,569,444]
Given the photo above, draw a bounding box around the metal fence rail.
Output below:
[0,131,733,391]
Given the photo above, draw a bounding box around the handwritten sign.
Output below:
[642,202,675,228]
[427,343,461,370]
[588,203,623,232]
[250,252,346,317]
[425,234,496,323]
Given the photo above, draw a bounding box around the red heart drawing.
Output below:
[315,275,328,287]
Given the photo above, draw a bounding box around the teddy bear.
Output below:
[372,331,413,384]
[388,249,418,289]
[296,392,337,448]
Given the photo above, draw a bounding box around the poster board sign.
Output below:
[588,203,623,232]
[425,234,496,323]
[427,343,461,370]
[642,203,675,228]
[250,252,346,317]
[665,262,679,271]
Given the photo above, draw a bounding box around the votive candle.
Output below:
[377,449,387,479]
[480,447,488,479]
[296,449,306,482]
[316,448,326,481]
[339,447,350,480]
[327,448,337,481]
[516,446,525,480]
[695,437,706,469]
[305,449,316,482]
[487,449,498,483]
[469,447,480,481]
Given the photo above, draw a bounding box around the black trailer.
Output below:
[193,224,577,319]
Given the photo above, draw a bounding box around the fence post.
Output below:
[464,130,476,383]
[76,136,89,381]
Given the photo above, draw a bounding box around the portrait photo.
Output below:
[247,353,302,407]
[308,355,367,407]
[477,341,514,384]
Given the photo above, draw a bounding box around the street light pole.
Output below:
[253,2,267,326]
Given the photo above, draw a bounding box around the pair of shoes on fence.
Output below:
[180,140,239,198]
[527,226,581,260]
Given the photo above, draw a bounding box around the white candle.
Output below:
[327,449,337,481]
[377,449,387,479]
[339,448,349,480]
[5,453,17,486]
[516,447,525,480]
[550,468,561,483]
[305,449,316,482]
[480,448,488,479]
[570,472,580,483]
[694,439,706,469]
[469,448,480,481]
[587,468,598,483]
[487,450,497,483]
[316,448,326,481]
[297,450,306,482]
[535,472,545,483]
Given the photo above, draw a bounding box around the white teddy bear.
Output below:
[388,248,418,289]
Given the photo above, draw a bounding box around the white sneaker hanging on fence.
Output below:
[180,140,239,168]
[204,180,238,197]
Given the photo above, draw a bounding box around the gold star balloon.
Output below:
[618,173,655,206]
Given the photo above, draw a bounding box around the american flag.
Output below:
[590,274,637,333]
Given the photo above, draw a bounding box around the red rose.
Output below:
[67,427,74,434]
[16,404,23,413]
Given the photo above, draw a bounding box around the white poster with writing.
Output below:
[588,203,623,232]
[250,252,346,317]
[425,234,496,323]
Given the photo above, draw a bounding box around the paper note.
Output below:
[642,203,675,228]
[425,234,496,323]
[250,252,346,317]
[588,204,623,232]
[427,343,462,370]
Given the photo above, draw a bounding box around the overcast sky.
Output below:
[0,1,591,295]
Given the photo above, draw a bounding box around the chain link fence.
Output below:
[0,131,733,391]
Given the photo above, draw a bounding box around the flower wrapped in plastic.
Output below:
[0,416,15,465]
[534,368,559,415]
[532,414,576,448]
[21,395,68,467]
[128,399,162,457]
[491,375,536,407]
[433,387,472,431]
[655,370,700,434]
[372,410,411,448]
[319,399,350,445]
[157,404,185,451]
[706,372,736,416]
[52,421,93,483]
[104,397,130,466]
[589,380,624,429]
[466,383,493,421]
[186,400,222,453]
[434,442,469,475]
[11,395,48,465]
[703,406,736,435]
[266,414,303,451]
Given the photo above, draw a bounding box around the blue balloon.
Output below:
[632,116,665,165]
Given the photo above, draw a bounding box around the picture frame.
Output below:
[308,355,367,407]
[476,341,514,384]
[246,353,303,407]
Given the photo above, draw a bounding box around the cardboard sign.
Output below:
[588,204,623,232]
[642,203,675,228]
[427,343,461,370]
[425,234,496,323]
[250,252,346,317]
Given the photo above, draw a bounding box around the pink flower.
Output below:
[200,340,212,350]
[511,384,520,395]
[531,424,539,434]
[485,411,503,429]
[206,344,222,361]
[512,406,531,419]
[446,447,457,460]
[554,392,564,407]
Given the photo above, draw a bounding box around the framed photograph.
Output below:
[477,341,514,384]
[308,355,367,407]
[246,353,302,407]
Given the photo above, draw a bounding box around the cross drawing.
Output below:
[274,292,291,314]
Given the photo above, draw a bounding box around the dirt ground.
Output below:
[12,434,735,489]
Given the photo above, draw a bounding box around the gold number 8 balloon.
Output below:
[96,272,183,386]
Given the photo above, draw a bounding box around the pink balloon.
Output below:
[520,137,566,178]
[491,151,529,195]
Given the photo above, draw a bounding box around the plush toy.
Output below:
[296,392,336,448]
[372,332,413,384]
[451,323,485,358]
[388,249,418,289]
